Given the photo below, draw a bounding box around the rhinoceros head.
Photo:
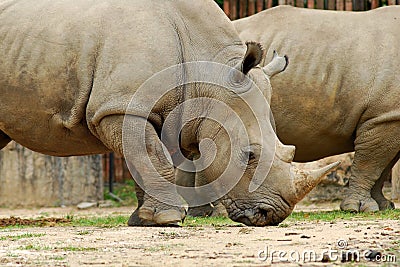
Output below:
[188,43,338,226]
[221,139,340,226]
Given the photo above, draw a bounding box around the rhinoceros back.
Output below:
[0,0,114,155]
[0,0,244,156]
[234,5,400,161]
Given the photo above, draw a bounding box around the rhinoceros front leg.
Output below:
[340,121,400,212]
[0,131,11,150]
[96,115,186,226]
[370,152,399,210]
[175,168,215,217]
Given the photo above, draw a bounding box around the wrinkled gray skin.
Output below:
[0,0,336,226]
[234,5,400,212]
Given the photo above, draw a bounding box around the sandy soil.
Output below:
[0,203,399,267]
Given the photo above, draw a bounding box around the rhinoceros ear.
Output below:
[235,41,265,75]
[262,50,289,79]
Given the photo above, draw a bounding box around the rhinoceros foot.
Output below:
[188,203,229,217]
[188,204,214,217]
[340,196,379,212]
[128,209,157,226]
[376,199,395,210]
[127,207,184,227]
[153,209,185,225]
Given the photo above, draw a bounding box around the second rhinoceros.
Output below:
[234,5,400,212]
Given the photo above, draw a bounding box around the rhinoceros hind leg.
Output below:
[340,121,400,212]
[371,152,399,210]
[0,131,11,150]
[371,176,395,210]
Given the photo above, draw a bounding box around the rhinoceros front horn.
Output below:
[292,161,341,202]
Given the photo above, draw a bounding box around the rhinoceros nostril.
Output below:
[258,207,269,217]
[235,216,253,226]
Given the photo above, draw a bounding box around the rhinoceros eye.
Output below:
[244,150,256,162]
[241,144,259,165]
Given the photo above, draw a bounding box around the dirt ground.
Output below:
[0,202,399,267]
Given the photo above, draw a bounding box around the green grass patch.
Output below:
[104,180,138,206]
[285,209,400,223]
[0,215,129,228]
[2,209,399,229]
[61,246,98,252]
[181,216,241,227]
[48,255,67,261]
[0,233,45,241]
[20,244,52,251]
[19,244,97,252]
[76,230,91,235]
[144,244,184,252]
[69,215,129,227]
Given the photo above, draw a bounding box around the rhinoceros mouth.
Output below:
[222,198,293,227]
[233,207,276,226]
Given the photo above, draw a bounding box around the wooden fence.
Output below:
[223,0,399,19]
[104,0,400,184]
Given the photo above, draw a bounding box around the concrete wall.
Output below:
[0,142,103,208]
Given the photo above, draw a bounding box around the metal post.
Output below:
[109,153,114,193]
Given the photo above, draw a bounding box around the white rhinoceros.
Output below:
[234,5,400,212]
[0,0,337,226]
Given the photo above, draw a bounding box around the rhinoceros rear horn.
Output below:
[234,41,265,75]
[262,50,289,79]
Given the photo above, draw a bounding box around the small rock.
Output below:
[285,232,300,236]
[321,254,330,262]
[98,200,114,208]
[238,228,253,234]
[364,250,382,261]
[77,202,97,209]
[300,235,311,239]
